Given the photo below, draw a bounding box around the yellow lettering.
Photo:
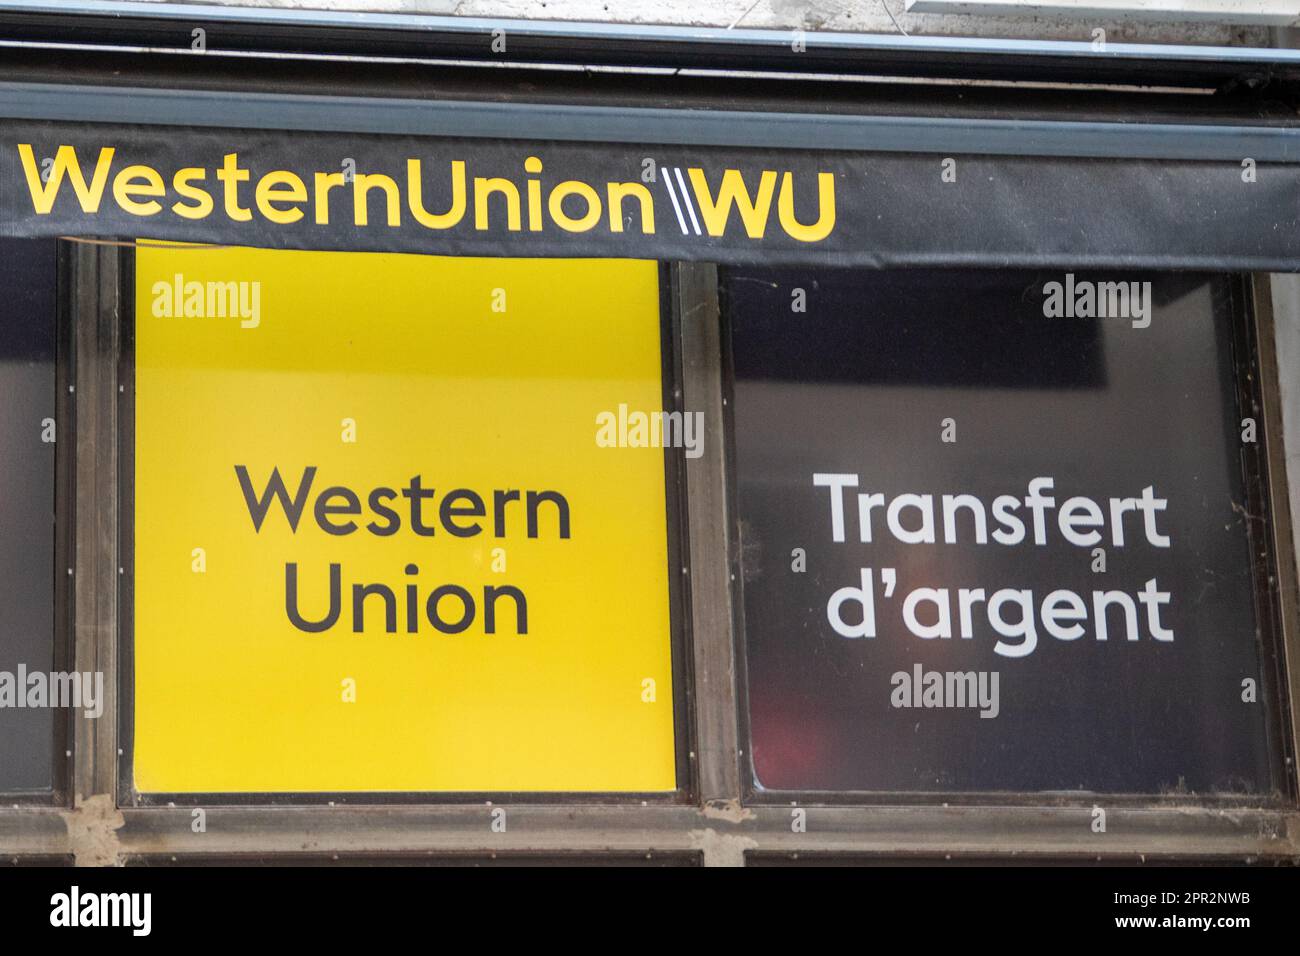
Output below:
[353,173,401,227]
[407,159,466,230]
[474,177,521,231]
[687,168,776,239]
[255,170,308,224]
[777,171,835,242]
[112,164,165,217]
[605,182,654,234]
[18,144,114,215]
[313,172,345,226]
[171,167,214,220]
[547,180,601,233]
[216,153,251,222]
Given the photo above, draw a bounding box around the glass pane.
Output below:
[0,237,60,795]
[727,268,1281,797]
[128,247,679,795]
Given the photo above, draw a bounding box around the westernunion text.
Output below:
[17,145,836,242]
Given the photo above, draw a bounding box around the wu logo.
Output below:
[658,162,836,243]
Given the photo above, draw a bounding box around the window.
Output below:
[121,246,688,799]
[725,267,1289,800]
[0,238,69,801]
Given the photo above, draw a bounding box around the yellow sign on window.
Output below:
[132,246,677,793]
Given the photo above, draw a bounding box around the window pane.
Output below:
[128,247,679,795]
[0,238,59,795]
[727,268,1281,796]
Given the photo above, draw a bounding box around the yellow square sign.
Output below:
[131,245,678,793]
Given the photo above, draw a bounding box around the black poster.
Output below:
[727,268,1279,796]
[0,237,58,793]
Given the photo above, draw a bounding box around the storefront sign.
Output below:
[728,268,1278,794]
[3,121,1300,268]
[131,246,678,793]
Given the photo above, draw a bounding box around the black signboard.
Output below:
[0,237,59,794]
[3,119,1300,270]
[727,268,1282,796]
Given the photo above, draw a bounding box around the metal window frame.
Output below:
[1,0,1299,92]
[4,80,1300,162]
